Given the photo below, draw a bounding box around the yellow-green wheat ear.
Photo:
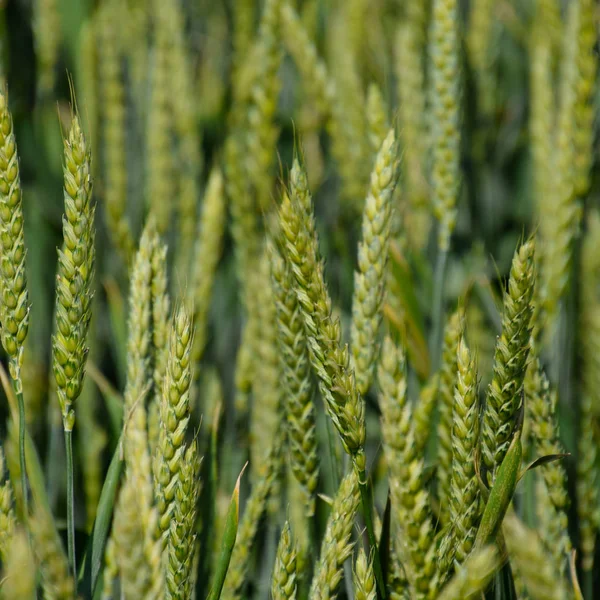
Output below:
[438,337,480,581]
[354,548,377,600]
[309,469,360,600]
[269,240,319,517]
[480,239,535,484]
[429,0,461,252]
[351,129,398,398]
[33,0,61,98]
[0,89,30,381]
[96,0,135,263]
[154,304,194,536]
[436,309,462,523]
[52,112,95,432]
[271,520,298,600]
[1,527,35,600]
[0,447,16,561]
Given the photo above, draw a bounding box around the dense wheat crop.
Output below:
[0,0,598,599]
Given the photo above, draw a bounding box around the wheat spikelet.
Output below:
[308,469,360,600]
[269,240,318,516]
[413,375,439,457]
[52,113,95,432]
[481,239,535,482]
[351,129,398,397]
[366,85,389,160]
[271,520,298,600]
[353,548,376,600]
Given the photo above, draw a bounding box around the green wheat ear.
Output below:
[271,521,298,600]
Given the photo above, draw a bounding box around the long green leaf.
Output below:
[78,438,124,597]
[206,465,245,600]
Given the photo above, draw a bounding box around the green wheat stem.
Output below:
[430,246,448,370]
[358,474,386,600]
[64,428,75,578]
[14,379,28,525]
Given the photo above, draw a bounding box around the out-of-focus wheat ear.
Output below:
[387,546,411,600]
[96,1,134,263]
[190,167,226,373]
[308,469,360,600]
[377,336,437,599]
[395,17,430,251]
[30,502,77,600]
[436,546,499,600]
[540,0,585,326]
[271,520,298,600]
[245,0,282,212]
[527,357,571,574]
[366,84,390,160]
[0,447,16,561]
[354,548,377,600]
[503,513,569,600]
[436,310,462,523]
[165,440,202,600]
[154,305,194,536]
[481,239,535,484]
[413,374,439,458]
[280,160,365,472]
[351,129,398,398]
[221,434,283,600]
[0,527,35,600]
[33,0,60,97]
[147,0,174,233]
[269,240,318,517]
[429,0,461,252]
[231,0,255,89]
[101,535,118,600]
[438,337,480,580]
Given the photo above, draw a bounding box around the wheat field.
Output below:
[0,0,598,599]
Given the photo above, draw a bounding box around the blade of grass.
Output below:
[206,464,246,600]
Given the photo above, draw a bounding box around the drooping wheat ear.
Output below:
[309,469,360,600]
[271,520,298,600]
[250,246,283,497]
[269,240,318,516]
[573,0,597,198]
[0,448,16,561]
[280,1,331,118]
[121,221,163,597]
[366,85,390,160]
[190,167,226,371]
[147,0,174,233]
[96,1,134,263]
[150,236,170,445]
[245,0,282,212]
[154,305,194,536]
[436,546,499,600]
[503,513,569,600]
[161,0,202,274]
[395,16,430,250]
[378,336,437,599]
[166,440,202,600]
[429,0,461,252]
[541,1,584,324]
[53,113,95,432]
[481,239,534,483]
[0,89,30,382]
[467,0,496,119]
[351,129,398,397]
[439,337,480,578]
[578,216,600,571]
[354,548,377,600]
[30,502,77,600]
[280,160,366,472]
[526,357,571,573]
[33,0,60,97]
[113,475,152,597]
[1,527,35,600]
[436,310,462,523]
[413,374,439,457]
[221,435,283,600]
